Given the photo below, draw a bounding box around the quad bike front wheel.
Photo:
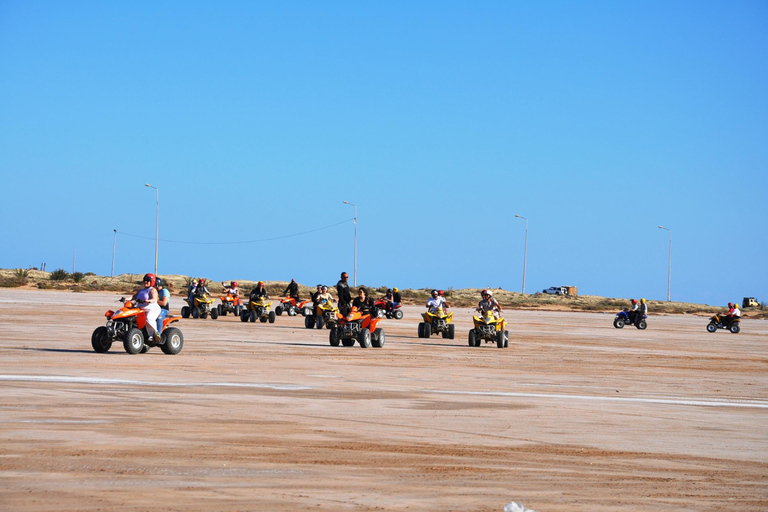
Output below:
[250,311,257,323]
[210,308,219,320]
[268,311,276,323]
[329,327,340,346]
[372,328,385,348]
[181,306,190,319]
[304,315,315,329]
[496,329,506,348]
[123,328,145,355]
[613,318,625,328]
[91,326,112,353]
[192,306,201,319]
[160,327,184,355]
[468,329,477,347]
[240,311,249,322]
[358,328,372,348]
[706,322,717,333]
[275,305,284,316]
[316,315,325,329]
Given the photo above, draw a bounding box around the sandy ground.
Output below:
[0,289,766,512]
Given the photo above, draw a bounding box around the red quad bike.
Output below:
[217,292,241,317]
[91,297,184,355]
[373,299,404,320]
[329,307,385,348]
[275,297,309,317]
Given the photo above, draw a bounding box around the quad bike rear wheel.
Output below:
[316,315,325,329]
[181,306,190,319]
[192,306,201,319]
[305,315,315,329]
[342,337,356,347]
[636,320,647,330]
[250,311,257,323]
[275,305,283,316]
[730,323,741,334]
[372,328,385,348]
[240,311,249,322]
[268,311,276,323]
[393,309,404,320]
[210,308,219,320]
[123,327,145,355]
[287,307,297,316]
[160,327,184,354]
[91,326,112,353]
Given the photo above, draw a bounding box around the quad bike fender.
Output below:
[161,315,181,329]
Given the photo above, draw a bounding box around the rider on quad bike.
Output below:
[707,302,742,333]
[418,289,455,339]
[329,287,385,348]
[469,289,509,348]
[218,281,241,317]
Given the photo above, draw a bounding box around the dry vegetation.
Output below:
[1,268,765,318]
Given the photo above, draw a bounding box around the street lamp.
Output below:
[658,225,671,302]
[111,229,117,277]
[514,215,528,294]
[145,183,159,276]
[343,200,357,287]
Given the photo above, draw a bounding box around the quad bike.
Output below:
[276,297,308,317]
[418,307,455,339]
[240,296,276,323]
[217,292,241,317]
[329,306,385,348]
[613,309,647,329]
[91,297,184,355]
[707,314,741,333]
[308,300,339,329]
[373,299,404,320]
[181,294,218,320]
[469,310,509,348]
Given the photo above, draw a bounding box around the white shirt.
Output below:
[426,296,446,312]
[732,306,741,317]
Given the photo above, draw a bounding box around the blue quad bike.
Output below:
[614,309,647,330]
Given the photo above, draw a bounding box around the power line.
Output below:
[117,217,353,245]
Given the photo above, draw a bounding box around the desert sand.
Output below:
[0,289,766,511]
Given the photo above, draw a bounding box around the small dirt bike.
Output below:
[469,310,509,348]
[329,307,385,348]
[240,296,276,323]
[308,300,339,329]
[91,297,183,355]
[373,299,404,320]
[181,294,218,319]
[217,292,241,317]
[707,314,741,333]
[613,309,647,329]
[418,307,455,339]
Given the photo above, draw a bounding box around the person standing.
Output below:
[336,272,352,315]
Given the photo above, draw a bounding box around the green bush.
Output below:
[49,269,69,281]
[72,272,85,283]
[14,268,29,278]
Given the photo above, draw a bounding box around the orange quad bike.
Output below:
[329,306,385,348]
[217,291,241,317]
[275,297,306,317]
[91,297,184,355]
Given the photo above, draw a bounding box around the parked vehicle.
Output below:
[542,286,568,295]
[240,297,276,323]
[182,294,218,319]
[468,310,509,348]
[373,299,404,319]
[613,309,647,330]
[742,297,759,308]
[707,314,741,334]
[418,307,455,339]
[91,297,183,355]
[329,306,385,348]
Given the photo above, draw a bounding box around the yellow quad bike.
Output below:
[309,300,339,330]
[418,307,455,339]
[181,293,218,319]
[240,297,276,323]
[469,309,509,348]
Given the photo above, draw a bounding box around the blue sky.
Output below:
[1,1,766,305]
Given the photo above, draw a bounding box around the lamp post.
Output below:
[145,184,159,276]
[111,229,117,277]
[658,225,671,302]
[343,200,357,287]
[514,215,528,294]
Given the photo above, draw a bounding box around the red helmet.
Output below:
[481,289,487,296]
[631,299,637,304]
[199,279,205,285]
[231,281,237,287]
[438,290,444,296]
[143,273,156,287]
[258,281,264,287]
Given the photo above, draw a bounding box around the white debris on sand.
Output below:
[504,502,538,512]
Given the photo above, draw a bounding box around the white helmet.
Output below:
[486,290,493,297]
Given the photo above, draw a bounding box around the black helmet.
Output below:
[155,277,164,287]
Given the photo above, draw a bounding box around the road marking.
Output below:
[428,390,768,409]
[0,375,311,391]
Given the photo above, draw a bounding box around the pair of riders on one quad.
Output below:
[715,302,741,328]
[132,273,171,342]
[626,298,648,325]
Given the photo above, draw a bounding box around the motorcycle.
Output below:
[418,307,455,339]
[373,299,404,320]
[308,300,339,329]
[469,309,509,348]
[613,308,647,330]
[240,296,276,323]
[329,306,385,348]
[217,292,241,317]
[707,314,741,334]
[181,294,218,320]
[91,297,183,355]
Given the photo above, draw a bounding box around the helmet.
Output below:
[387,288,392,293]
[431,289,438,297]
[481,289,487,296]
[231,281,236,287]
[322,286,328,292]
[486,290,493,297]
[641,298,646,303]
[155,277,163,287]
[317,284,322,289]
[631,299,637,304]
[192,279,198,285]
[199,279,205,285]
[728,302,733,308]
[143,273,156,287]
[393,287,399,292]
[258,281,264,287]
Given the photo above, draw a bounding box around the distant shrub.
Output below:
[85,272,96,276]
[0,276,26,287]
[72,272,85,283]
[49,269,69,281]
[14,268,29,278]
